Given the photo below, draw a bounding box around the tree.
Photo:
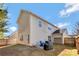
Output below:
[73,22,79,35]
[0,4,8,39]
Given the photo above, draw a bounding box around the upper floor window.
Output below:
[39,21,42,27]
[48,27,51,30]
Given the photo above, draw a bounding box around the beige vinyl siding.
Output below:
[30,14,57,45]
[18,10,30,45]
[30,15,48,45]
[17,10,58,46]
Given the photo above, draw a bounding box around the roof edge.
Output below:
[20,9,59,29]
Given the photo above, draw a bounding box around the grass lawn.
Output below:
[53,44,79,56]
[0,44,79,56]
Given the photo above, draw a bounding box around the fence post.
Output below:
[76,36,79,54]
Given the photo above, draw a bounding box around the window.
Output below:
[39,21,42,27]
[48,36,51,41]
[28,35,30,43]
[20,35,23,41]
[48,27,51,30]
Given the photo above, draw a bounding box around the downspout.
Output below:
[62,33,64,44]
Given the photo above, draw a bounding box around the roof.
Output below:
[19,9,59,29]
[53,29,60,34]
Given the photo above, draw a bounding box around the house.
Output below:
[17,10,59,46]
[52,28,76,45]
[52,29,67,44]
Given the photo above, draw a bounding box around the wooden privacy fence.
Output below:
[64,37,76,46]
[0,31,18,46]
[0,39,8,46]
[76,36,79,54]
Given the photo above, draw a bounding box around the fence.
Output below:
[0,39,8,46]
[64,37,76,46]
[0,31,18,46]
[7,31,18,45]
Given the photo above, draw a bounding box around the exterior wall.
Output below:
[30,15,48,46]
[52,33,63,44]
[17,10,58,46]
[30,15,57,46]
[47,24,58,43]
[17,10,30,45]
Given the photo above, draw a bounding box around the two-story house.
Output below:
[17,10,59,46]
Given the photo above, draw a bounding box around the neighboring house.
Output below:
[52,29,68,44]
[52,28,76,45]
[17,10,59,46]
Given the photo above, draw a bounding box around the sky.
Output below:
[4,3,79,36]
